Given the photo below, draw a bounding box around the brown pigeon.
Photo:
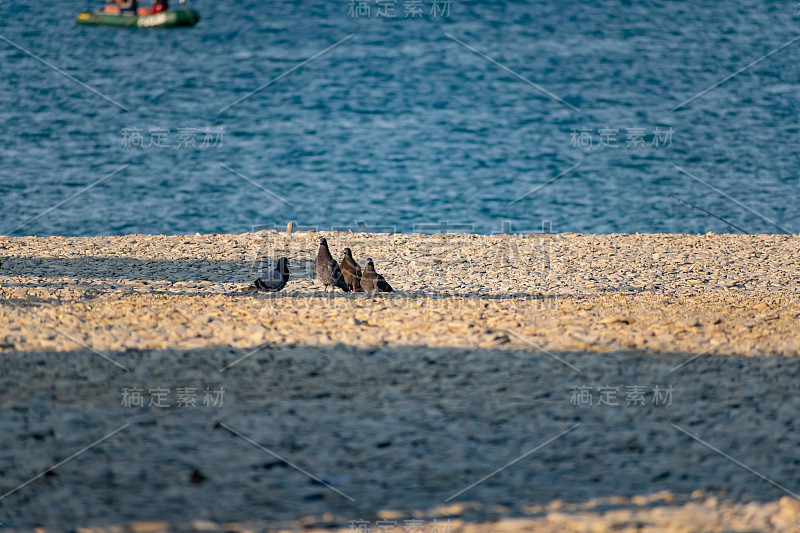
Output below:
[361,258,394,293]
[314,237,350,292]
[340,248,363,292]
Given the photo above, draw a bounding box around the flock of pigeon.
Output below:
[243,237,394,294]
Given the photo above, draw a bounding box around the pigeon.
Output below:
[361,258,394,293]
[314,237,350,292]
[340,248,363,292]
[242,257,290,292]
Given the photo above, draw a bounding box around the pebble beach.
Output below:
[1,231,799,532]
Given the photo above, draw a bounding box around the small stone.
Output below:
[127,522,171,533]
[771,496,800,528]
[190,521,221,531]
[190,468,206,484]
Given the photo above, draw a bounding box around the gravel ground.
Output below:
[1,231,799,533]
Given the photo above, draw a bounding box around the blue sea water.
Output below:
[1,0,799,236]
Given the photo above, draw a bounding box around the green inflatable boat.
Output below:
[76,7,200,28]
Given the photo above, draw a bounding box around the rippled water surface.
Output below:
[2,0,799,235]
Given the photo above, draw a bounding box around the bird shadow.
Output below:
[237,290,556,302]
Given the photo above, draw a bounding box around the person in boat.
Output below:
[152,0,168,13]
[113,0,137,14]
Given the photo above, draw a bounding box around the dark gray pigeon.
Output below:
[242,257,290,292]
[340,248,363,292]
[361,258,394,293]
[314,238,350,292]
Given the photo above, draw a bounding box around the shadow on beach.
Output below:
[0,255,562,301]
[1,255,292,283]
[1,342,798,530]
